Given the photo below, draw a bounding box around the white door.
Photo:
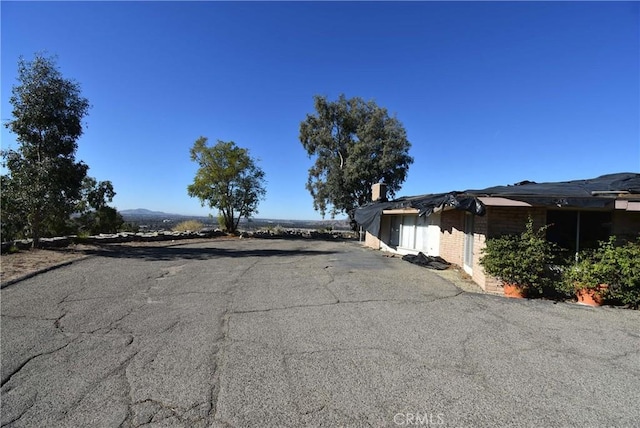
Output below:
[400,215,416,249]
[415,215,428,253]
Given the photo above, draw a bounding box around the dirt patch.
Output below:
[1,246,93,285]
[432,266,491,294]
[0,237,232,286]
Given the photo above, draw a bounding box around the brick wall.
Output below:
[486,206,547,237]
[439,206,548,293]
[365,231,381,249]
[470,214,501,293]
[440,210,464,268]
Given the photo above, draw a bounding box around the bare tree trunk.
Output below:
[224,208,236,234]
[31,211,41,249]
[348,210,359,232]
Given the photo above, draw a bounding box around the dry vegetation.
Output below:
[172,220,205,232]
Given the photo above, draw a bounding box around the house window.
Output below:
[546,210,612,253]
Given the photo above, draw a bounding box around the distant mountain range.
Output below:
[119,208,186,217]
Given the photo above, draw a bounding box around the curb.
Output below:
[1,255,93,290]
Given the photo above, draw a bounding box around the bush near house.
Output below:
[479,217,557,297]
[562,237,640,308]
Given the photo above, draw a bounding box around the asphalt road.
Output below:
[1,239,639,428]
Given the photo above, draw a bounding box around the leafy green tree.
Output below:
[76,177,115,212]
[1,176,26,241]
[75,177,124,235]
[299,94,413,228]
[187,138,266,233]
[2,54,90,247]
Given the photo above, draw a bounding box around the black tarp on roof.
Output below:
[354,193,485,237]
[354,173,640,236]
[466,172,640,199]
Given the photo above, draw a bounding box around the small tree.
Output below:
[2,54,90,247]
[187,138,266,233]
[299,94,413,228]
[75,177,124,235]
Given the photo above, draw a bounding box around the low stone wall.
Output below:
[244,229,356,240]
[1,230,227,253]
[1,229,357,253]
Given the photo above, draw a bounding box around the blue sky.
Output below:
[2,1,638,220]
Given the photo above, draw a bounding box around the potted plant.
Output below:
[480,217,555,298]
[562,255,609,306]
[564,237,640,308]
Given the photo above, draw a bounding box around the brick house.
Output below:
[355,173,640,293]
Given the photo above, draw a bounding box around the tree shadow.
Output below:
[82,244,338,262]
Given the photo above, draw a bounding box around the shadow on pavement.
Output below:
[83,244,338,262]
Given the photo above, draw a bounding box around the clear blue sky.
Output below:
[2,1,638,220]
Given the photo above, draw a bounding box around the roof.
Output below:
[354,172,640,236]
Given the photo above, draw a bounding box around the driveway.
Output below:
[1,239,639,427]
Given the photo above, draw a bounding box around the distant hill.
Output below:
[120,208,185,217]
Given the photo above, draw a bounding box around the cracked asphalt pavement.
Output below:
[1,239,639,427]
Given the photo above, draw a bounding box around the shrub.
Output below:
[610,240,640,308]
[119,222,139,233]
[480,217,556,295]
[564,237,640,308]
[173,220,205,232]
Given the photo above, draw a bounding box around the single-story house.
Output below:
[354,173,640,293]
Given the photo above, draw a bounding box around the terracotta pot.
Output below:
[503,283,527,299]
[576,284,608,307]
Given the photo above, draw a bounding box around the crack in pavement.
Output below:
[53,311,66,330]
[0,314,60,321]
[60,350,140,424]
[1,338,77,388]
[231,292,466,315]
[60,295,132,303]
[319,267,341,304]
[58,303,146,337]
[207,307,231,424]
[0,391,36,427]
[207,258,263,425]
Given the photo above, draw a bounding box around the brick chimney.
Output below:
[372,183,387,202]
